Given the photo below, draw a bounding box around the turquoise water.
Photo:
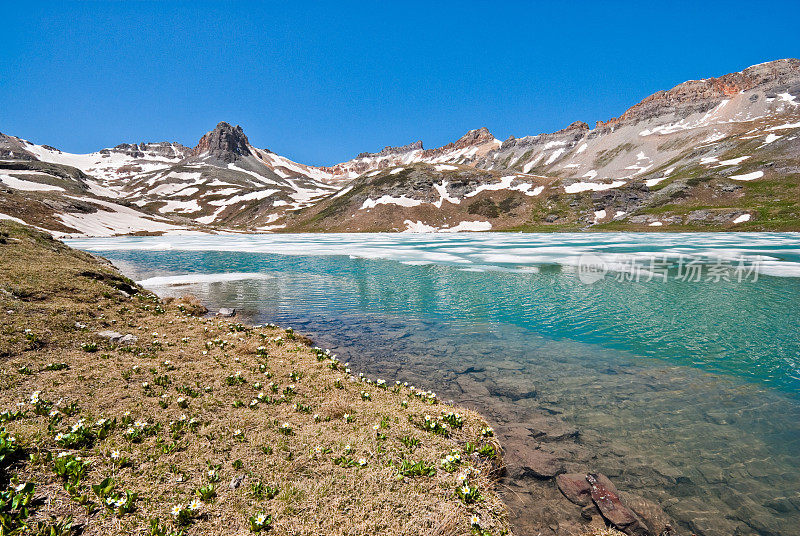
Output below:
[69,233,800,536]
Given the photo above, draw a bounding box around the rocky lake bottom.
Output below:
[68,233,800,536]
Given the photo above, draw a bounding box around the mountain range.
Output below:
[1,58,799,236]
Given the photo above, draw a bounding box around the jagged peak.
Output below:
[454,127,495,146]
[193,122,251,162]
[557,121,590,133]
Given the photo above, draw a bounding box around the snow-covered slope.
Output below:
[286,59,800,232]
[1,123,339,233]
[2,59,799,235]
[320,128,503,182]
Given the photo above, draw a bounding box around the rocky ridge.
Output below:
[192,122,252,163]
[1,59,799,235]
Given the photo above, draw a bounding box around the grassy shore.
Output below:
[0,221,512,535]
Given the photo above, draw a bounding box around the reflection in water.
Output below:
[72,234,800,536]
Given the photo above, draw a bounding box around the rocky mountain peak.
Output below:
[193,122,251,163]
[560,121,590,133]
[596,58,800,130]
[454,127,495,147]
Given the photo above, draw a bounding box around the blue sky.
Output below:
[2,1,799,166]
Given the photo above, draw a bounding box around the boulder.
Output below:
[587,473,649,536]
[216,308,236,317]
[556,473,592,506]
[96,330,138,345]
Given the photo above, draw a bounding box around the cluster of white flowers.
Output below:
[456,471,469,485]
[443,453,460,464]
[106,496,126,508]
[29,391,40,404]
[70,419,86,432]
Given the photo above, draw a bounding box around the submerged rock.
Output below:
[505,445,564,479]
[586,473,649,536]
[556,473,592,506]
[619,491,675,536]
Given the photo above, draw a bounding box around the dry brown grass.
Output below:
[163,295,208,317]
[0,221,511,536]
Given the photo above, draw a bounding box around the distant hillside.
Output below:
[2,59,799,234]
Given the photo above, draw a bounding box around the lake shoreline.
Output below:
[1,221,523,536]
[65,231,800,536]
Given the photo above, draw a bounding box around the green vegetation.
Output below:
[0,221,511,535]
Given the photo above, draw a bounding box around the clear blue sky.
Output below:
[2,1,799,166]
